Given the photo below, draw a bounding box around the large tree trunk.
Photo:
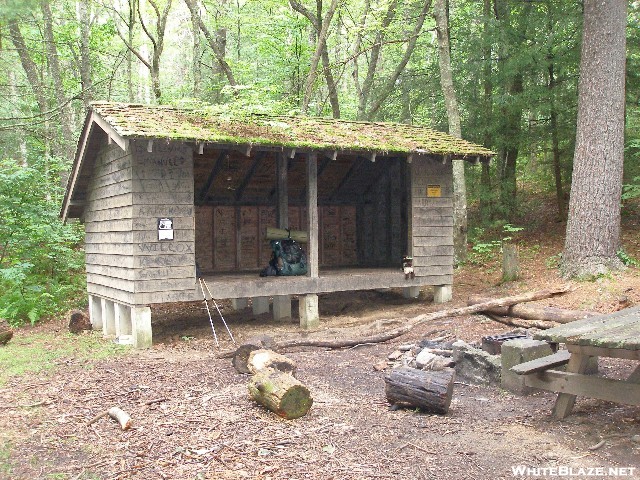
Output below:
[42,0,74,160]
[433,0,466,264]
[562,0,627,278]
[385,367,455,414]
[548,62,565,220]
[76,0,93,106]
[248,368,313,420]
[479,0,493,222]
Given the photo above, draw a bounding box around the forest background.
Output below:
[0,0,638,326]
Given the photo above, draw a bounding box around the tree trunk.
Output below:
[365,0,431,119]
[248,368,313,419]
[77,0,93,106]
[8,20,48,114]
[385,367,455,414]
[232,335,276,374]
[184,0,237,90]
[562,0,627,278]
[479,0,493,222]
[42,0,75,159]
[501,242,519,282]
[356,0,397,121]
[433,0,466,264]
[549,63,565,221]
[127,0,137,102]
[297,0,339,114]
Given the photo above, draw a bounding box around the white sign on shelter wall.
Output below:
[158,217,174,241]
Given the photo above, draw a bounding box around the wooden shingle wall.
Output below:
[130,141,197,305]
[410,156,454,285]
[84,144,135,304]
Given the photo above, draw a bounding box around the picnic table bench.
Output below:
[511,306,640,419]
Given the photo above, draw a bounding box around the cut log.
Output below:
[248,368,313,419]
[385,367,455,414]
[87,406,133,430]
[0,329,13,346]
[232,335,276,374]
[266,227,308,243]
[248,349,297,376]
[467,296,596,324]
[218,287,572,357]
[108,407,133,430]
[68,309,91,334]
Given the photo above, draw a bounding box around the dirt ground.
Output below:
[1,203,640,479]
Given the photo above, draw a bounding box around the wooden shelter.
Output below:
[61,102,493,348]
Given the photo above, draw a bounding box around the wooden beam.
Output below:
[325,150,338,161]
[299,153,333,202]
[306,152,319,278]
[196,149,228,205]
[235,152,266,202]
[92,111,129,151]
[276,153,288,229]
[362,158,396,197]
[330,158,365,201]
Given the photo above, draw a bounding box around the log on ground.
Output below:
[232,335,275,373]
[248,368,312,419]
[0,320,13,346]
[248,349,297,376]
[467,296,596,323]
[385,367,455,414]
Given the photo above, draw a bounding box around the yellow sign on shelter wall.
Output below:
[426,185,442,198]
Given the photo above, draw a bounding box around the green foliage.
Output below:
[0,158,85,326]
[622,176,640,201]
[616,249,639,267]
[469,223,525,263]
[0,332,126,386]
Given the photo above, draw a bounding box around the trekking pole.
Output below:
[198,277,219,347]
[201,278,237,345]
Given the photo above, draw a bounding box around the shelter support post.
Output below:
[403,287,421,299]
[273,295,292,321]
[115,303,133,344]
[252,297,270,315]
[88,295,103,330]
[299,294,319,329]
[101,298,116,337]
[231,298,248,310]
[132,306,152,349]
[434,285,452,304]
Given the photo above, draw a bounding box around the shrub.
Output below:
[0,157,85,326]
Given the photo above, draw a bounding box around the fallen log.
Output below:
[218,286,572,357]
[482,312,560,330]
[467,295,596,324]
[385,367,455,414]
[87,407,133,430]
[247,368,313,419]
[248,349,297,376]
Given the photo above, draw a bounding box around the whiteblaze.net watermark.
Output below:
[511,465,637,477]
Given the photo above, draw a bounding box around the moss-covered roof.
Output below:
[91,102,494,158]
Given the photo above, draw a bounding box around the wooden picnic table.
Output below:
[517,306,640,419]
